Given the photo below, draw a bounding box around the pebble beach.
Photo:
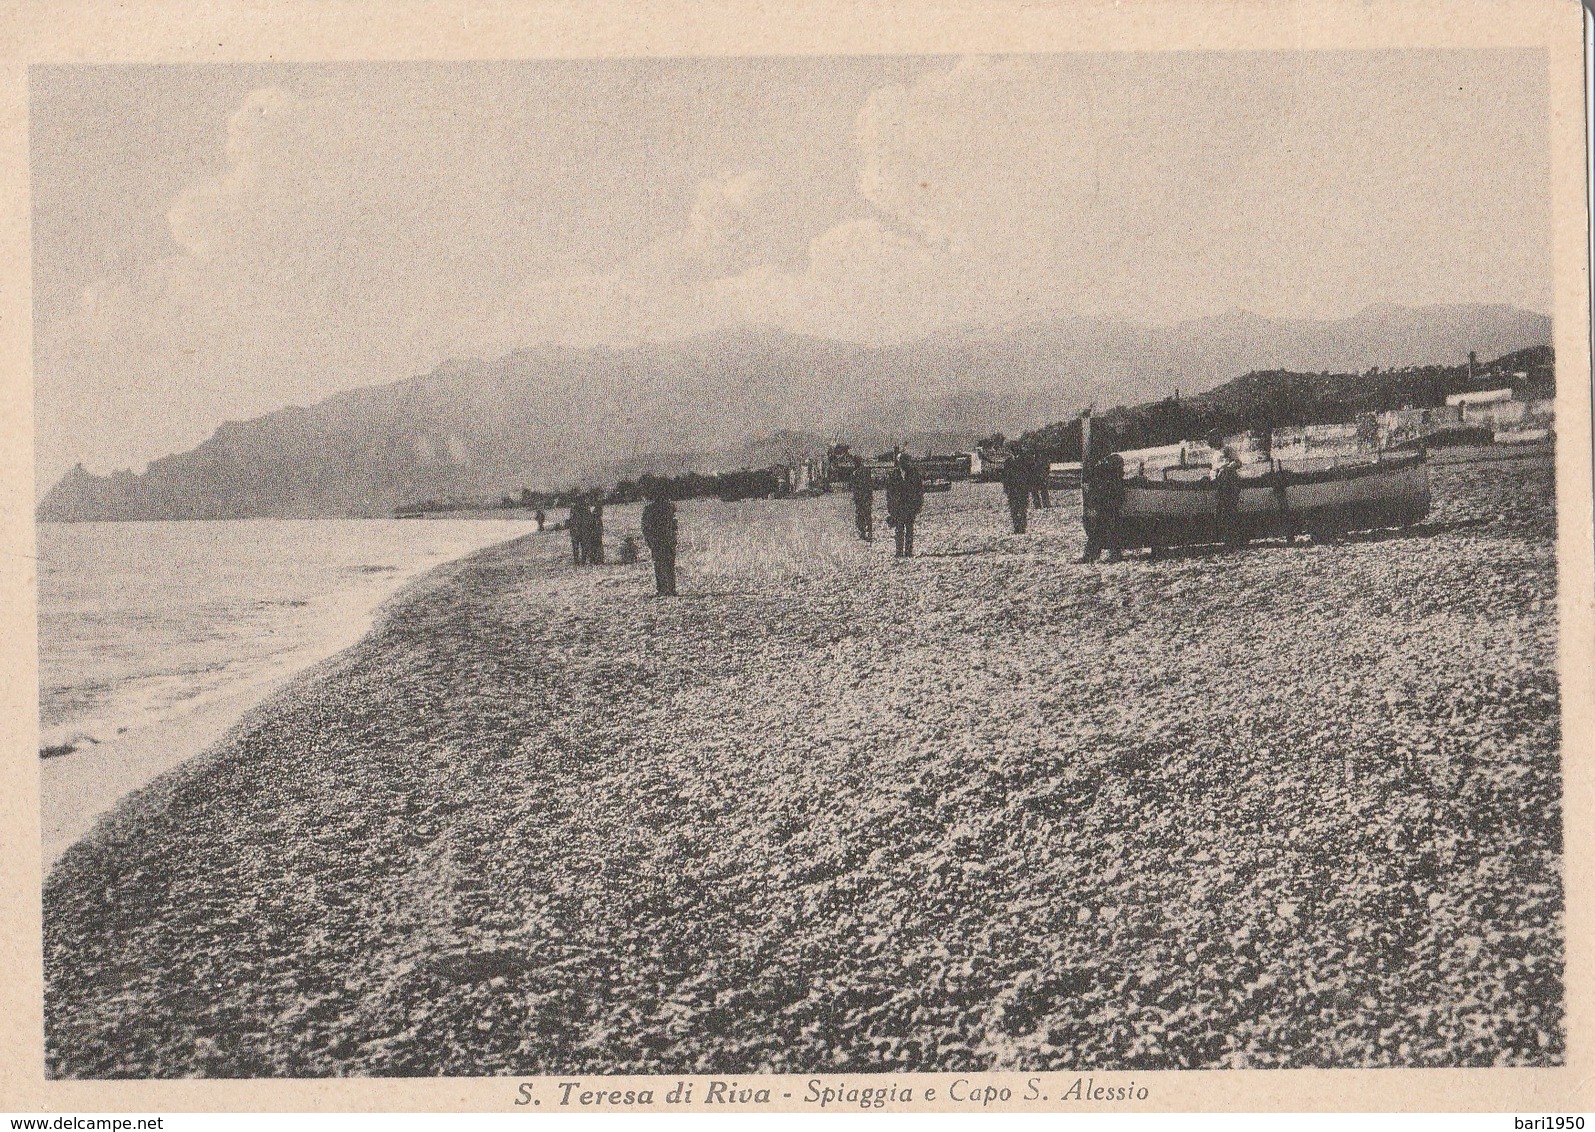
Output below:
[43,456,1561,1077]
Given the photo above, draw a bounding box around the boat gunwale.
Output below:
[1122,452,1427,493]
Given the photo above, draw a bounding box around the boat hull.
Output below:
[1112,455,1431,548]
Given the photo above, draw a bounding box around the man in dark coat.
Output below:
[640,489,679,596]
[1080,453,1126,563]
[533,507,546,532]
[1001,451,1030,534]
[884,453,925,557]
[1029,452,1051,508]
[568,500,590,565]
[850,463,874,542]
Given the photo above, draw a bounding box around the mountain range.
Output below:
[38,303,1552,521]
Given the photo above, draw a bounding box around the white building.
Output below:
[1446,388,1514,409]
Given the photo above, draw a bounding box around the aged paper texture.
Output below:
[1,0,1590,1115]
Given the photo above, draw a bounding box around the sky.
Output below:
[31,52,1552,485]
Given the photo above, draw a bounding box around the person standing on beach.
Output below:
[640,489,679,596]
[1080,453,1126,563]
[1208,431,1244,548]
[1001,450,1030,534]
[885,452,925,557]
[534,508,546,532]
[588,494,607,564]
[568,500,590,565]
[851,463,875,542]
[1028,451,1051,509]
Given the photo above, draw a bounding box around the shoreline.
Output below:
[40,530,540,873]
[42,680,294,870]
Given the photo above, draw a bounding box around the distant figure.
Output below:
[618,535,640,564]
[885,453,925,557]
[588,496,607,564]
[534,508,546,532]
[640,490,679,596]
[1080,453,1126,563]
[1001,452,1030,534]
[568,501,591,565]
[1029,453,1051,509]
[851,463,874,542]
[1355,413,1379,452]
[1208,431,1244,548]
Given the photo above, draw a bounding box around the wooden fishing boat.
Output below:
[1113,452,1431,548]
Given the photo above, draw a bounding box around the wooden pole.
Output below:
[1080,410,1093,510]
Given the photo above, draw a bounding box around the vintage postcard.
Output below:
[1,0,1590,1116]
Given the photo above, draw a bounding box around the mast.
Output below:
[1080,409,1093,507]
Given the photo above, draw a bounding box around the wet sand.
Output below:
[39,530,537,871]
[41,682,286,868]
[43,461,1560,1076]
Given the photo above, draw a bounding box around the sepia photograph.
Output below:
[5,3,1591,1113]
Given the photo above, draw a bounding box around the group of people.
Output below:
[551,431,1252,598]
[565,495,607,565]
[998,449,1055,534]
[850,450,926,557]
[1077,430,1247,561]
[848,444,1112,560]
[565,490,679,595]
[997,445,1127,560]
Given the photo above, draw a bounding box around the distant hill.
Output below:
[1018,344,1556,459]
[38,303,1551,520]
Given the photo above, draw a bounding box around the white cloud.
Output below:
[681,170,775,272]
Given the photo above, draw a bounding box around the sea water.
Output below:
[37,518,533,756]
